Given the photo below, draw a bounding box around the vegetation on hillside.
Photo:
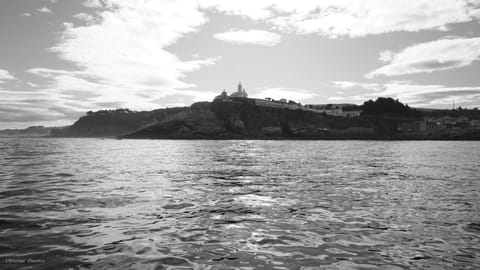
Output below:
[46,97,480,140]
[361,97,422,118]
[50,107,188,137]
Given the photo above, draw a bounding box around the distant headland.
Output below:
[3,82,480,140]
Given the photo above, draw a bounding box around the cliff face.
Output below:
[121,102,228,139]
[210,100,376,138]
[122,101,380,139]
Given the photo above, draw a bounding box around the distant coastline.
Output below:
[3,86,480,141]
[0,126,53,138]
[32,96,479,141]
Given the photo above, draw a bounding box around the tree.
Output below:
[361,97,422,117]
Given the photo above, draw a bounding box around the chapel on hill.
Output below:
[215,81,248,101]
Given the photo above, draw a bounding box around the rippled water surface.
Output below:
[1,138,480,269]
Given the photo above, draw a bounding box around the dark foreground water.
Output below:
[0,138,479,270]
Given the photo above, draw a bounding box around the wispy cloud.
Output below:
[1,0,227,128]
[37,6,52,14]
[328,96,346,101]
[332,80,480,107]
[5,0,480,129]
[366,37,480,78]
[0,69,15,81]
[73,12,95,23]
[83,0,105,9]
[214,29,282,46]
[201,0,480,38]
[372,83,480,107]
[0,86,86,126]
[31,0,220,112]
[251,87,317,101]
[331,81,383,92]
[331,81,358,89]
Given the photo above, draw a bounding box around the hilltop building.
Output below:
[230,82,248,98]
[214,89,230,101]
[214,82,248,101]
[213,81,363,117]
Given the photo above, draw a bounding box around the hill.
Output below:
[50,107,189,137]
[122,100,391,139]
[48,97,480,140]
[0,126,54,137]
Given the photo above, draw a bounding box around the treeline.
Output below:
[361,97,422,118]
[85,108,135,115]
[51,107,189,137]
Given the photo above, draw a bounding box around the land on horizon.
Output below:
[3,94,479,140]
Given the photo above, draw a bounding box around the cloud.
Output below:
[328,96,346,101]
[31,0,220,112]
[385,84,480,107]
[331,81,383,92]
[21,12,32,17]
[27,82,39,87]
[175,90,220,102]
[251,87,317,101]
[73,12,95,23]
[83,0,105,8]
[331,81,360,89]
[378,50,394,62]
[213,29,282,46]
[0,105,62,123]
[339,80,480,107]
[0,87,87,126]
[367,37,480,78]
[37,6,52,14]
[201,0,480,38]
[3,0,223,128]
[7,0,480,128]
[0,69,15,82]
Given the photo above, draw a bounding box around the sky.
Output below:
[1,0,480,129]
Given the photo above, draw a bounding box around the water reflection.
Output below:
[0,138,479,269]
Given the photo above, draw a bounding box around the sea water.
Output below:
[0,138,479,269]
